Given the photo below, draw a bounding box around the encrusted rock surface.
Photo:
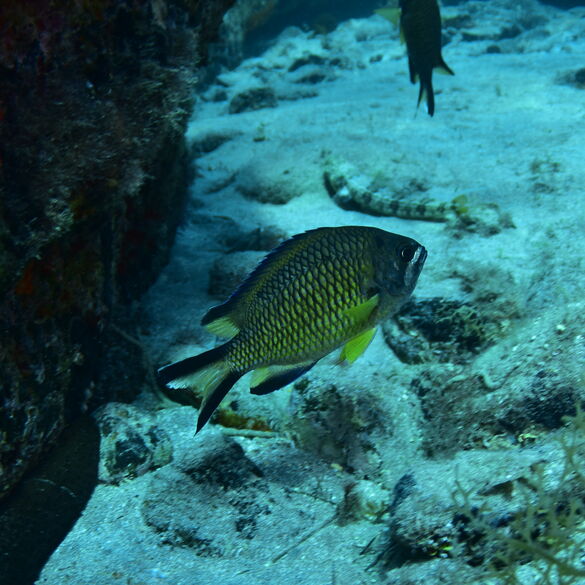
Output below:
[0,0,235,500]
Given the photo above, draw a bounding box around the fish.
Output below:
[158,226,427,433]
[400,0,454,115]
[378,0,454,116]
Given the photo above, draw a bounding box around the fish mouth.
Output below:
[403,244,427,293]
[416,245,428,268]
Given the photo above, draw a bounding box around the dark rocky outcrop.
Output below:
[0,0,235,501]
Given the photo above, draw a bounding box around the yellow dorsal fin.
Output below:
[339,327,377,364]
[203,316,240,338]
[343,294,379,324]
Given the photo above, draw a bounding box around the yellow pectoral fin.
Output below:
[375,7,401,27]
[204,316,240,338]
[344,294,379,324]
[340,327,377,364]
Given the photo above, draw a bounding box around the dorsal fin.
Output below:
[202,314,240,338]
[202,228,332,331]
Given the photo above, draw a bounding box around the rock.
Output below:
[0,0,236,502]
[383,298,504,365]
[219,0,281,63]
[384,416,585,582]
[224,0,386,59]
[173,430,264,485]
[94,403,173,484]
[407,300,585,456]
[237,156,315,204]
[337,479,390,524]
[229,86,278,114]
[190,129,242,155]
[384,559,475,585]
[288,381,385,476]
[385,446,559,563]
[559,66,585,89]
[141,431,266,554]
[292,66,337,85]
[221,225,287,252]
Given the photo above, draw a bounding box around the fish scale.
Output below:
[237,295,352,365]
[158,226,427,432]
[232,250,375,366]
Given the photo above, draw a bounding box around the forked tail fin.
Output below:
[418,75,435,117]
[157,345,243,433]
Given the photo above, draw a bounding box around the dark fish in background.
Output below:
[379,0,454,116]
[158,226,427,432]
[400,0,454,115]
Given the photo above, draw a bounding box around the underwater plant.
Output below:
[454,406,585,585]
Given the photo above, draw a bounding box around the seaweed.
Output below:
[453,406,585,584]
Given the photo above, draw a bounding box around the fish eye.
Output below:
[400,244,417,262]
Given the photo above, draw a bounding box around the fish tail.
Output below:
[418,75,435,117]
[157,345,243,433]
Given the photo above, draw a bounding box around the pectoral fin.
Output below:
[344,293,379,324]
[437,57,455,76]
[339,327,377,364]
[374,7,400,27]
[250,362,317,395]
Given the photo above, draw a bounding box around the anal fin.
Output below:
[250,362,317,396]
[437,57,455,76]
